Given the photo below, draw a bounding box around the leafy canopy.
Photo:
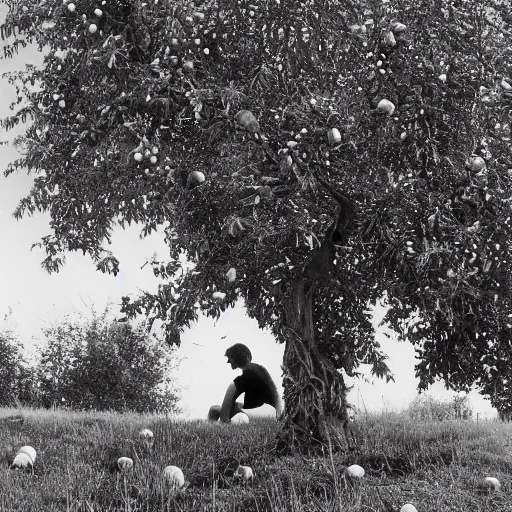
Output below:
[2,0,512,393]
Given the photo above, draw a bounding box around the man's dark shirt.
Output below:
[233,362,279,409]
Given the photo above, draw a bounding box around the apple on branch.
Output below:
[186,170,206,189]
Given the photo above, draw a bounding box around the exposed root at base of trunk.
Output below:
[271,421,325,456]
[269,418,357,456]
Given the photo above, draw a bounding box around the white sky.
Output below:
[0,12,496,420]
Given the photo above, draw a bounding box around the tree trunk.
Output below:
[274,279,353,454]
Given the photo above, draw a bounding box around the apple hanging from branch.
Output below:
[327,127,342,144]
[466,156,486,172]
[376,99,396,115]
[186,170,206,189]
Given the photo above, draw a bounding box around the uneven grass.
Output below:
[0,407,511,511]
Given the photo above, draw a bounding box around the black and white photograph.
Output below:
[0,0,510,510]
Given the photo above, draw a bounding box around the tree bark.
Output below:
[271,177,356,454]
[274,279,354,454]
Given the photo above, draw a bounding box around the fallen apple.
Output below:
[89,23,98,34]
[134,152,143,162]
[345,464,365,479]
[186,170,205,188]
[94,8,102,16]
[67,2,76,12]
[400,505,417,512]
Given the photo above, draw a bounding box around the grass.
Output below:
[0,407,511,511]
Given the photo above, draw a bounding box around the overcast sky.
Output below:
[0,9,496,420]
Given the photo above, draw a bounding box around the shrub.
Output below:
[36,310,181,413]
[407,394,472,421]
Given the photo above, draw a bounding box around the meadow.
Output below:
[0,407,511,512]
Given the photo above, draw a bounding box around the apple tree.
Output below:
[2,0,512,450]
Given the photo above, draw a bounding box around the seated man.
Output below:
[208,343,283,422]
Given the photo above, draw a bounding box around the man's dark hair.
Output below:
[225,343,252,366]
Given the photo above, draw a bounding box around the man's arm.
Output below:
[220,382,241,423]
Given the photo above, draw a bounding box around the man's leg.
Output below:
[208,402,243,421]
[230,402,244,418]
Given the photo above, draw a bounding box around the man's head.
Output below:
[225,343,252,369]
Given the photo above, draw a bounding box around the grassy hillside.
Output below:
[0,408,511,511]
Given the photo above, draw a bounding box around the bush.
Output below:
[36,310,181,413]
[407,394,473,421]
[0,329,37,406]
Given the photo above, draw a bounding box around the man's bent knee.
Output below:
[208,405,221,421]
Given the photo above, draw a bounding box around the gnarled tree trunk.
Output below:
[270,175,355,454]
[274,279,354,454]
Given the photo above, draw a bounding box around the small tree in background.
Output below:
[37,311,181,413]
[0,329,37,406]
[36,320,84,408]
